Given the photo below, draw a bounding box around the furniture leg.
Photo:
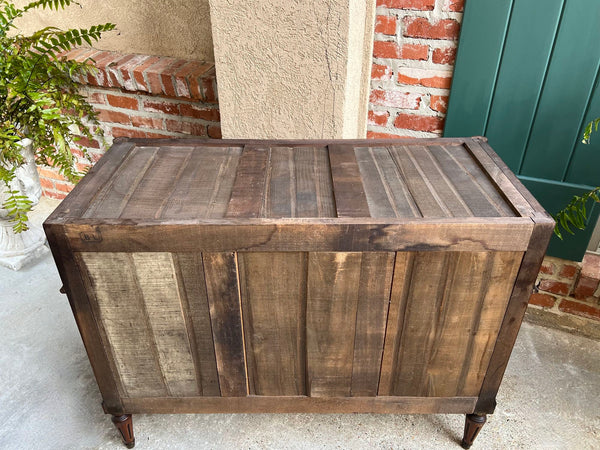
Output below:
[461,414,486,449]
[111,414,135,448]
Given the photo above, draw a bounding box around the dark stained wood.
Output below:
[327,145,370,217]
[350,252,396,396]
[159,146,241,219]
[355,146,420,218]
[118,396,477,415]
[111,414,135,449]
[118,147,194,220]
[81,146,159,219]
[463,139,535,217]
[225,146,269,218]
[62,218,534,253]
[428,145,507,217]
[238,252,307,396]
[45,139,135,222]
[202,252,248,397]
[45,137,552,444]
[475,218,554,413]
[43,223,123,411]
[461,414,487,449]
[307,252,362,397]
[174,253,220,396]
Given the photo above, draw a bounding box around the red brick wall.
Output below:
[39,48,220,199]
[531,254,600,323]
[368,0,463,138]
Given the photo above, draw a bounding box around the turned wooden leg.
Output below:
[461,414,486,449]
[111,414,135,448]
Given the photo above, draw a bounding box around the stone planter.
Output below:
[0,139,49,270]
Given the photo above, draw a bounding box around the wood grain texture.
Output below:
[159,147,241,219]
[350,252,396,396]
[45,139,135,222]
[475,219,554,413]
[307,252,362,397]
[328,145,370,217]
[463,139,534,217]
[44,224,123,411]
[82,147,158,219]
[130,253,200,397]
[226,146,335,218]
[202,252,248,397]
[119,395,477,415]
[355,147,420,218]
[225,146,269,218]
[63,219,533,253]
[238,252,307,396]
[77,252,168,398]
[379,251,524,398]
[174,253,220,396]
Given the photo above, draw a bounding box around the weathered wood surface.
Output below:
[63,219,534,253]
[119,395,477,415]
[45,138,552,422]
[378,251,524,397]
[238,252,307,396]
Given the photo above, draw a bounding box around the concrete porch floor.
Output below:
[1,198,599,449]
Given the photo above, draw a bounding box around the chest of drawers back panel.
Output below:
[45,137,553,445]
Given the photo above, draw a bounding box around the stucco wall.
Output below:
[209,0,375,139]
[12,0,214,61]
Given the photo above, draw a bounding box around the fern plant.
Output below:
[553,119,600,238]
[0,0,115,231]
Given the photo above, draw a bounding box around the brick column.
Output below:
[209,0,375,139]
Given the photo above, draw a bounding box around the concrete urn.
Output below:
[0,139,49,270]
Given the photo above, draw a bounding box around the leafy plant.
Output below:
[0,0,115,231]
[553,119,600,238]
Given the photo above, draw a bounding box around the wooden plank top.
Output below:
[46,137,543,224]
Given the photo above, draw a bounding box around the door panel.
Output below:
[445,0,600,260]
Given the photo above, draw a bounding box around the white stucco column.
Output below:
[208,0,375,139]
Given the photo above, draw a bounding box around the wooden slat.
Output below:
[174,253,220,396]
[293,146,336,217]
[407,145,473,217]
[378,252,414,395]
[238,252,307,396]
[130,253,200,397]
[475,138,552,220]
[390,252,453,396]
[457,251,523,396]
[160,146,241,219]
[388,146,448,217]
[46,139,135,221]
[63,218,534,253]
[448,143,517,217]
[463,139,535,217]
[350,252,396,396]
[225,146,269,218]
[354,147,420,218]
[428,145,505,217]
[306,252,362,397]
[476,219,554,413]
[119,395,477,415]
[76,252,168,397]
[119,147,194,219]
[266,147,294,217]
[202,252,248,397]
[82,147,158,219]
[328,145,370,217]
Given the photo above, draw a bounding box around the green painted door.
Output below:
[445,0,600,261]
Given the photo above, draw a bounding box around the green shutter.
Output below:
[445,0,600,261]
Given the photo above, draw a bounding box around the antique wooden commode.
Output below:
[44,137,553,448]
